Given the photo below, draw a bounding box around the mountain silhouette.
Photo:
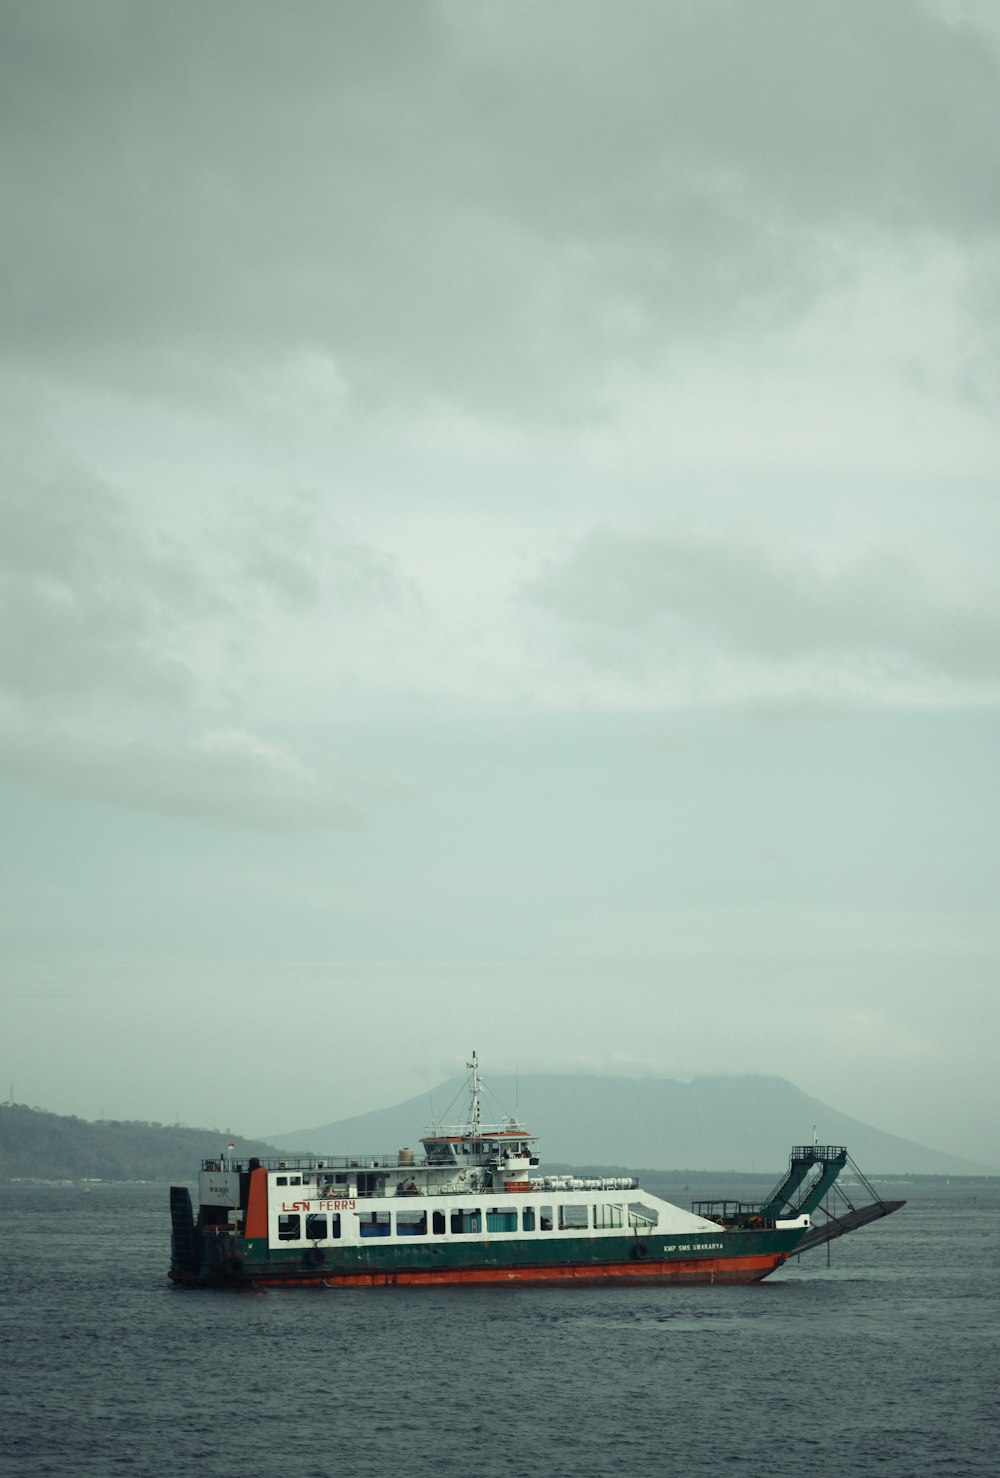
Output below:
[266,1072,996,1176]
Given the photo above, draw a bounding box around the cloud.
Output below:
[218,483,410,617]
[0,706,361,830]
[443,0,1000,229]
[0,440,415,823]
[0,455,203,709]
[528,529,1000,703]
[1,0,997,786]
[3,1,997,416]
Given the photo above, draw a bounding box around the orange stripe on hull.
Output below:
[186,1253,786,1289]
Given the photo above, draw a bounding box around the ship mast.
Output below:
[467,1050,481,1139]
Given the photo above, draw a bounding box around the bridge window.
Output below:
[277,1214,301,1241]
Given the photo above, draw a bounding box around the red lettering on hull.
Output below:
[280,1198,356,1212]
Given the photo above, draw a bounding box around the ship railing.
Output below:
[691,1199,776,1226]
[202,1152,424,1173]
[691,1199,760,1217]
[530,1176,639,1192]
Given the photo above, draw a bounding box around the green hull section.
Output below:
[172,1225,805,1287]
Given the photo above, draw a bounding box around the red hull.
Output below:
[171,1251,787,1289]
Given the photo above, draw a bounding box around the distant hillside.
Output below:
[6,1075,993,1183]
[266,1073,997,1176]
[0,1104,278,1183]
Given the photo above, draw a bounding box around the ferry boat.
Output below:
[168,1054,903,1288]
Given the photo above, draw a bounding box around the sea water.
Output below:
[0,1178,996,1476]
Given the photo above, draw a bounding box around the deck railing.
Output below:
[202,1152,416,1173]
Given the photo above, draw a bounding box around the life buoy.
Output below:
[631,1241,650,1261]
[305,1247,325,1267]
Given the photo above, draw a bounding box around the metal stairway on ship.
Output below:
[761,1144,905,1252]
[691,1144,905,1250]
[774,1146,903,1253]
[760,1144,849,1218]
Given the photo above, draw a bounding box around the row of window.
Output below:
[425,1140,532,1162]
[274,1173,352,1187]
[275,1202,657,1244]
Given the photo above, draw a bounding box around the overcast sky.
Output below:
[2,0,998,1166]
